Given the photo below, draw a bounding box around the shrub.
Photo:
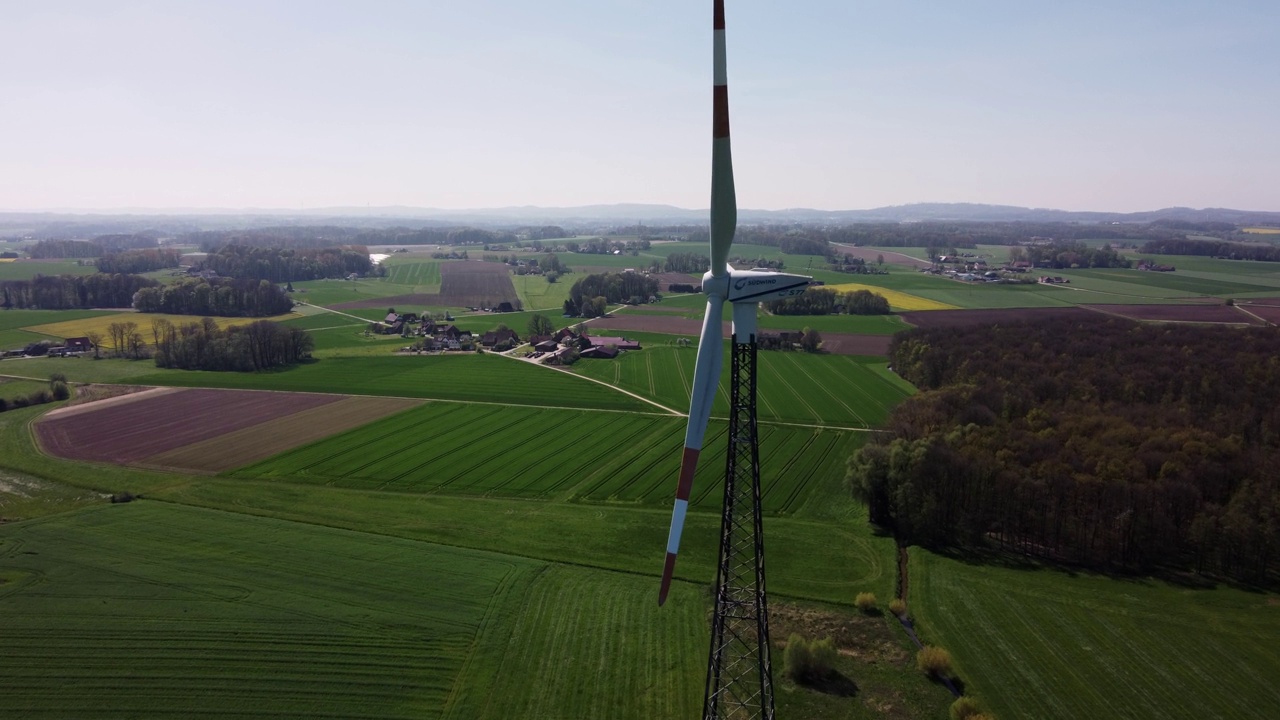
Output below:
[854,592,877,613]
[889,598,907,617]
[784,634,814,682]
[784,634,837,684]
[950,696,982,719]
[809,637,837,677]
[917,645,952,677]
[51,381,71,401]
[27,389,53,405]
[48,372,67,386]
[0,398,8,413]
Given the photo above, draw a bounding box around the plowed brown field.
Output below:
[36,389,340,464]
[900,307,1095,329]
[1082,304,1263,324]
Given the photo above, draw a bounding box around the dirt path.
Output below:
[893,542,961,698]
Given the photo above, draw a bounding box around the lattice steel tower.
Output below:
[703,338,775,719]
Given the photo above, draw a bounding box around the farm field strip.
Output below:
[230,403,854,514]
[574,347,900,428]
[130,355,652,412]
[277,403,480,478]
[0,501,538,719]
[142,396,426,474]
[36,388,342,465]
[381,260,442,290]
[1065,267,1277,297]
[909,549,1280,720]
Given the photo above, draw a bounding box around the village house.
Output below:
[480,328,520,350]
[580,335,641,352]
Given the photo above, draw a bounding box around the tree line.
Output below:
[563,272,660,316]
[27,233,159,259]
[150,317,313,371]
[196,244,374,282]
[1141,237,1280,262]
[132,278,294,317]
[96,248,182,274]
[849,317,1280,583]
[764,288,890,315]
[1017,240,1131,269]
[1,273,158,310]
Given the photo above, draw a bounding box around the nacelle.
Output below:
[703,269,810,303]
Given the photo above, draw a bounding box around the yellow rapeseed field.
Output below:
[824,282,957,311]
[1242,227,1280,234]
[0,258,15,262]
[25,312,301,345]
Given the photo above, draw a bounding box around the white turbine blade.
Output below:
[709,0,735,277]
[659,295,725,605]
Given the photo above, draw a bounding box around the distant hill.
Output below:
[2,203,1278,237]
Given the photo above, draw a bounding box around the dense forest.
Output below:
[197,244,374,282]
[563,272,660,317]
[765,288,890,315]
[1,274,158,310]
[152,317,313,371]
[132,278,294,317]
[849,318,1280,582]
[1141,237,1280,262]
[95,248,182,274]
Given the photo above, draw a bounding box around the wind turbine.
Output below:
[658,3,811,717]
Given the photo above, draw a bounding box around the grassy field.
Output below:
[909,549,1280,720]
[230,402,862,515]
[0,377,49,403]
[129,355,654,412]
[512,273,572,311]
[0,501,538,719]
[573,345,910,427]
[0,259,98,281]
[453,565,707,719]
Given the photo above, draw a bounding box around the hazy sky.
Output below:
[3,1,1277,213]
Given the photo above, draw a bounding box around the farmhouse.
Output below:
[581,335,641,351]
[64,337,93,353]
[480,329,520,350]
[580,346,619,359]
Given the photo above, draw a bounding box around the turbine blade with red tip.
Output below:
[659,295,725,605]
[709,0,736,277]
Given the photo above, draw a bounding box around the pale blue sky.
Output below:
[2,1,1276,212]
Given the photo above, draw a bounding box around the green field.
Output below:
[574,345,909,427]
[909,549,1280,720]
[0,501,539,719]
[288,259,444,307]
[0,260,98,282]
[129,355,653,412]
[0,378,49,403]
[232,402,862,515]
[512,273,572,311]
